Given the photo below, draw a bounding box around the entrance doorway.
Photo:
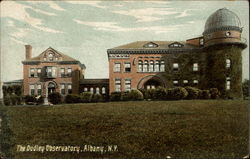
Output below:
[144,78,164,89]
[48,82,56,94]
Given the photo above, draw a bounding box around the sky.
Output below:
[0,0,249,82]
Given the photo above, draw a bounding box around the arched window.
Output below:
[149,61,154,72]
[96,87,100,94]
[84,87,88,92]
[48,53,53,61]
[226,59,231,68]
[143,60,149,72]
[138,60,143,72]
[90,87,94,93]
[102,87,106,94]
[193,63,198,71]
[154,60,160,72]
[160,60,165,72]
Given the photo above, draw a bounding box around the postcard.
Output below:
[0,1,249,159]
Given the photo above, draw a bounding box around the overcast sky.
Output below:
[0,1,249,82]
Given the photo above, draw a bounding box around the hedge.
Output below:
[48,92,62,104]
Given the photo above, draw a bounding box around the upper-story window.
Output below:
[183,80,188,84]
[60,84,65,95]
[96,87,100,94]
[143,42,158,48]
[193,80,198,85]
[160,60,165,72]
[37,68,42,77]
[114,63,121,72]
[67,68,72,76]
[46,67,57,77]
[173,80,178,86]
[226,59,231,68]
[138,60,143,72]
[173,63,179,71]
[143,60,149,72]
[155,60,160,72]
[149,61,154,72]
[102,87,106,94]
[48,53,53,61]
[124,62,131,72]
[193,63,198,71]
[200,38,204,45]
[30,68,35,77]
[61,68,65,77]
[169,42,184,48]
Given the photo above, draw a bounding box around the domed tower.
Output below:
[203,8,247,99]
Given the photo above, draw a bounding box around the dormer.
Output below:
[168,42,184,48]
[143,42,158,48]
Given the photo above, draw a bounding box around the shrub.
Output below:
[128,89,144,101]
[36,96,44,105]
[210,88,220,99]
[199,90,211,99]
[65,94,81,103]
[48,92,62,104]
[3,96,11,106]
[80,92,93,103]
[91,93,103,103]
[185,87,200,99]
[143,89,156,100]
[167,87,188,100]
[152,87,167,100]
[110,92,122,101]
[24,95,36,104]
[121,92,130,101]
[10,95,19,105]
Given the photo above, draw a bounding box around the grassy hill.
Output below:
[0,100,248,159]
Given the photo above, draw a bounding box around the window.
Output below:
[48,53,53,61]
[37,84,42,95]
[61,68,65,77]
[225,31,231,37]
[173,80,178,86]
[46,67,57,77]
[183,80,188,84]
[138,60,143,72]
[90,87,94,93]
[102,87,106,94]
[96,87,100,94]
[160,60,165,72]
[143,61,149,72]
[125,79,131,91]
[67,68,72,77]
[193,80,198,85]
[55,57,58,61]
[193,63,198,71]
[60,84,65,95]
[226,59,231,68]
[84,87,88,92]
[37,68,41,77]
[115,79,121,92]
[114,63,121,72]
[30,84,35,95]
[155,60,160,72]
[149,61,154,72]
[173,63,179,71]
[43,57,46,61]
[200,38,204,45]
[30,68,35,77]
[124,63,131,72]
[68,84,72,94]
[226,77,231,90]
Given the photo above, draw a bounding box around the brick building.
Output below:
[107,8,247,98]
[22,46,86,97]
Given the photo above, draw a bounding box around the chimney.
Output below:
[25,45,32,60]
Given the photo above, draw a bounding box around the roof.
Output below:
[24,47,79,62]
[204,8,241,33]
[80,79,109,85]
[109,41,199,51]
[3,79,23,85]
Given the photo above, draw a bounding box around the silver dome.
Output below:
[204,8,241,34]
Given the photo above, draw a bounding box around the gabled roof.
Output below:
[109,41,199,50]
[24,47,78,62]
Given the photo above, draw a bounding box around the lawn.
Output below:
[0,100,249,159]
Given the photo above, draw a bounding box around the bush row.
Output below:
[110,87,220,101]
